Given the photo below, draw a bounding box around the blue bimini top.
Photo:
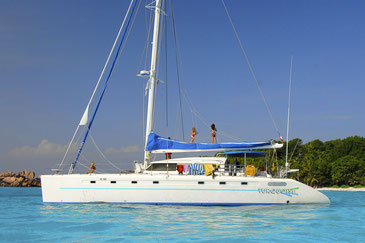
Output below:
[146,133,281,153]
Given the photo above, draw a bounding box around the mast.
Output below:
[144,0,163,168]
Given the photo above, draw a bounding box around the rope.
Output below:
[70,0,138,173]
[221,0,281,139]
[89,132,123,171]
[182,89,242,141]
[79,154,108,174]
[169,0,185,141]
[286,56,293,166]
[289,139,300,163]
[164,4,169,139]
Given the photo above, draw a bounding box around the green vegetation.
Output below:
[222,136,365,187]
[278,136,365,187]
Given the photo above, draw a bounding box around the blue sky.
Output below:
[1,0,364,175]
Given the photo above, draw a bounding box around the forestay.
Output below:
[146,133,282,153]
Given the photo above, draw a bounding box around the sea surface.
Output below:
[0,188,364,242]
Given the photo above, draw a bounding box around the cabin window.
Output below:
[131,181,138,184]
[198,181,204,185]
[110,181,116,184]
[241,182,248,185]
[268,182,287,186]
[146,163,177,171]
[90,181,96,184]
[153,181,159,184]
[219,181,226,185]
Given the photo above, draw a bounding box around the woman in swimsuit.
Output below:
[86,162,96,174]
[190,127,198,143]
[210,124,217,144]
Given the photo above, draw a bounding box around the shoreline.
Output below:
[317,187,365,192]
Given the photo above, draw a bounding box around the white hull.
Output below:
[41,174,330,205]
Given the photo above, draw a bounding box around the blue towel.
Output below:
[189,164,205,175]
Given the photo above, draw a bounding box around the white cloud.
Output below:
[106,146,140,154]
[8,140,77,158]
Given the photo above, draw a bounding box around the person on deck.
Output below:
[210,124,217,144]
[190,127,198,143]
[86,162,96,174]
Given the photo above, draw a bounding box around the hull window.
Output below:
[198,181,205,185]
[268,182,287,186]
[241,182,248,185]
[90,181,96,184]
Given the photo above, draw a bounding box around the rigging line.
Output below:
[70,0,138,173]
[88,132,123,171]
[164,1,169,138]
[142,1,154,144]
[163,0,169,174]
[169,0,185,141]
[182,89,242,141]
[58,126,80,172]
[221,0,281,138]
[151,6,165,132]
[61,0,136,173]
[289,139,300,163]
[79,155,108,174]
[286,56,293,167]
[58,124,85,172]
[144,1,154,69]
[121,0,143,55]
[140,0,154,145]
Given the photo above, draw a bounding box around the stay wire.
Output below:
[221,0,281,138]
[182,88,242,141]
[71,0,138,172]
[164,1,169,138]
[89,132,123,171]
[169,0,185,141]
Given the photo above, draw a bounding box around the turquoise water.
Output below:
[0,188,364,242]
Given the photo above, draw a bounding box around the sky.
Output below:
[1,0,364,175]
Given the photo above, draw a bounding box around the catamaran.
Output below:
[41,0,330,205]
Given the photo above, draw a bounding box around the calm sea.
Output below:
[0,188,364,242]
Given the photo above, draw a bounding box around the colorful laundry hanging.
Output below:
[189,164,205,175]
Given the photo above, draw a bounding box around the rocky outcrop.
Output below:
[0,170,41,187]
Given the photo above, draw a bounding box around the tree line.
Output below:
[279,136,365,187]
[225,136,365,187]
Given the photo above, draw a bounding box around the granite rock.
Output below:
[0,170,40,187]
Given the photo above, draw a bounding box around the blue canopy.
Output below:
[221,151,266,158]
[146,133,280,153]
